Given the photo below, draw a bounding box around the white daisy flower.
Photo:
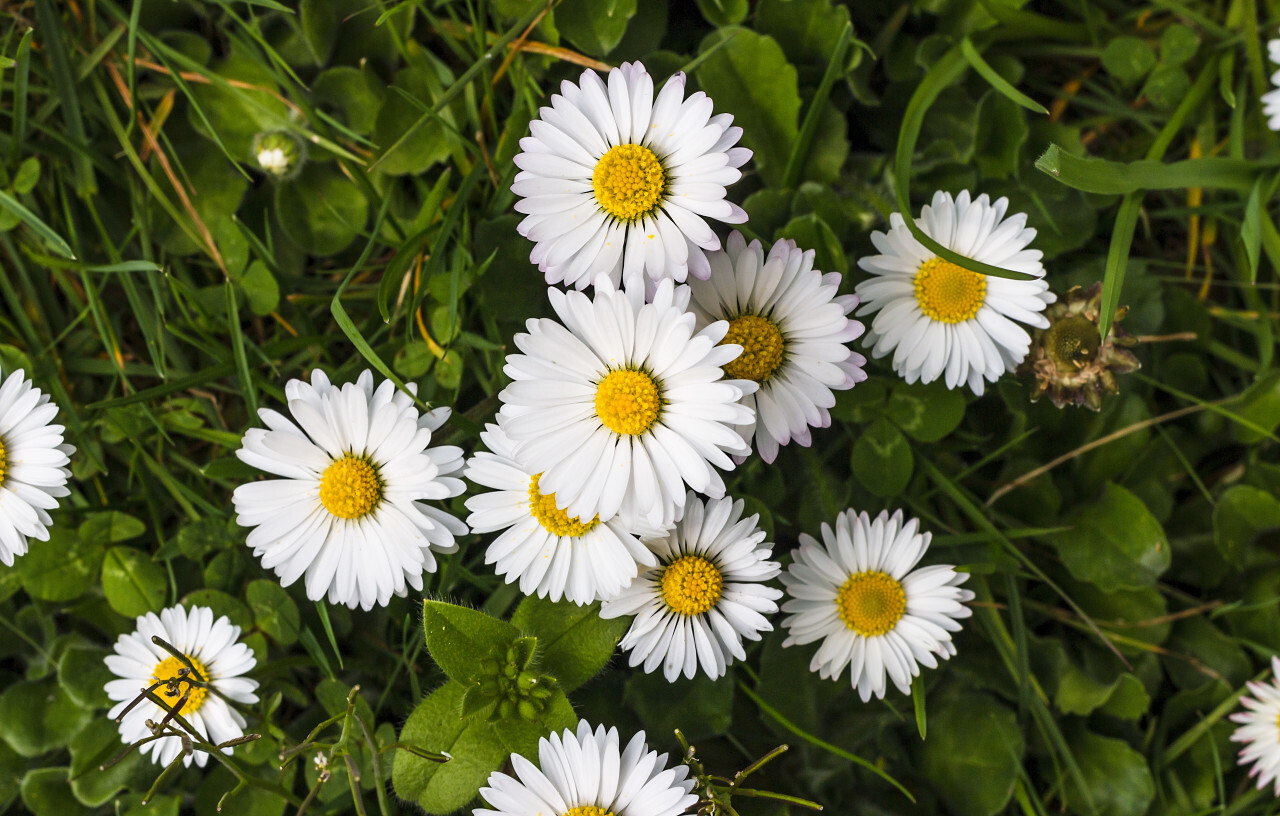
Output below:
[1264,39,1280,131]
[1231,656,1280,794]
[601,492,782,682]
[780,509,974,702]
[513,61,750,291]
[855,190,1056,395]
[464,423,658,605]
[0,366,75,566]
[233,369,468,610]
[498,277,756,531]
[476,719,698,816]
[687,231,867,463]
[105,605,259,768]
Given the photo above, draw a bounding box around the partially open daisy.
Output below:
[233,370,467,610]
[105,605,259,768]
[1264,38,1280,131]
[688,231,867,463]
[855,190,1055,395]
[0,366,75,566]
[476,720,698,816]
[464,423,658,604]
[601,492,782,682]
[1231,656,1280,794]
[780,509,973,702]
[499,277,756,531]
[513,61,750,290]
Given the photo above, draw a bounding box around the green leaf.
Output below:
[696,28,800,187]
[371,64,453,176]
[0,739,22,811]
[777,213,846,274]
[1034,143,1258,194]
[1056,665,1149,719]
[392,682,508,812]
[918,693,1023,816]
[246,579,301,646]
[79,511,145,545]
[511,596,629,692]
[1063,728,1154,816]
[187,55,290,160]
[911,675,927,740]
[1214,485,1280,568]
[57,646,115,710]
[556,0,637,56]
[13,157,40,195]
[694,0,747,26]
[20,768,91,816]
[850,417,913,497]
[19,527,103,603]
[1160,25,1200,66]
[0,680,94,757]
[423,600,522,686]
[1050,483,1170,592]
[232,260,280,316]
[1141,64,1191,110]
[1101,36,1156,84]
[274,166,368,257]
[885,380,967,442]
[394,341,434,379]
[961,37,1047,114]
[68,719,143,807]
[312,65,386,135]
[101,547,167,618]
[181,589,253,630]
[756,0,856,82]
[0,189,75,259]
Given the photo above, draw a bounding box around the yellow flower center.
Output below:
[592,144,666,222]
[0,435,7,486]
[563,808,614,816]
[661,555,724,616]
[594,370,662,436]
[150,654,211,713]
[319,455,383,520]
[913,257,987,324]
[720,314,785,382]
[836,571,907,637]
[527,473,599,537]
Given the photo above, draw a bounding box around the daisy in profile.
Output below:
[688,231,867,462]
[1230,655,1280,794]
[105,605,259,768]
[601,492,782,682]
[780,509,973,702]
[233,370,467,610]
[476,720,698,816]
[0,366,75,565]
[464,423,658,605]
[513,61,750,290]
[1263,38,1280,131]
[855,190,1055,395]
[499,277,756,531]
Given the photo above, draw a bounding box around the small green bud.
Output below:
[517,700,541,721]
[516,671,539,691]
[498,699,516,719]
[503,662,518,679]
[529,685,554,700]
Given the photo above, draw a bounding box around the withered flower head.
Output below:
[1019,283,1140,410]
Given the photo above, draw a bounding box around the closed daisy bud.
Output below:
[251,131,304,179]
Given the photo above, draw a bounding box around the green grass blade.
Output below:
[0,190,77,259]
[960,37,1048,114]
[781,23,854,189]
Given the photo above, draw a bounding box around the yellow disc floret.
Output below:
[837,571,907,637]
[528,473,599,537]
[595,370,662,436]
[150,654,211,713]
[913,257,987,324]
[721,314,785,382]
[661,555,724,616]
[319,455,383,520]
[592,144,666,222]
[0,435,7,486]
[563,807,614,816]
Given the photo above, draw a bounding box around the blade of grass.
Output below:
[781,23,854,188]
[961,36,1048,114]
[0,191,77,259]
[34,0,96,195]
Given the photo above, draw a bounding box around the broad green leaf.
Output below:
[1231,370,1280,444]
[1050,483,1169,592]
[755,0,856,83]
[187,55,290,160]
[372,64,452,176]
[1101,36,1156,84]
[299,0,337,65]
[556,0,637,56]
[1063,729,1154,816]
[181,589,253,630]
[101,547,167,618]
[394,341,434,378]
[0,740,21,811]
[233,261,280,316]
[79,511,145,545]
[392,682,507,812]
[13,157,40,195]
[274,166,368,257]
[57,646,115,710]
[777,213,846,274]
[313,65,386,135]
[694,0,747,26]
[174,516,239,560]
[1056,665,1149,719]
[918,692,1022,816]
[1214,485,1280,567]
[20,768,91,816]
[19,527,103,603]
[246,580,301,646]
[1141,64,1191,110]
[885,380,967,442]
[0,680,93,757]
[68,719,144,807]
[1160,25,1200,66]
[850,417,913,497]
[696,28,800,187]
[511,597,629,692]
[423,600,522,686]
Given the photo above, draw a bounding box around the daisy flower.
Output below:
[513,61,750,290]
[1231,656,1280,794]
[233,370,467,611]
[499,277,756,531]
[105,605,259,768]
[601,492,782,682]
[464,423,658,604]
[855,190,1055,395]
[476,720,698,816]
[687,231,867,463]
[0,366,75,566]
[1264,38,1280,131]
[780,509,973,702]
